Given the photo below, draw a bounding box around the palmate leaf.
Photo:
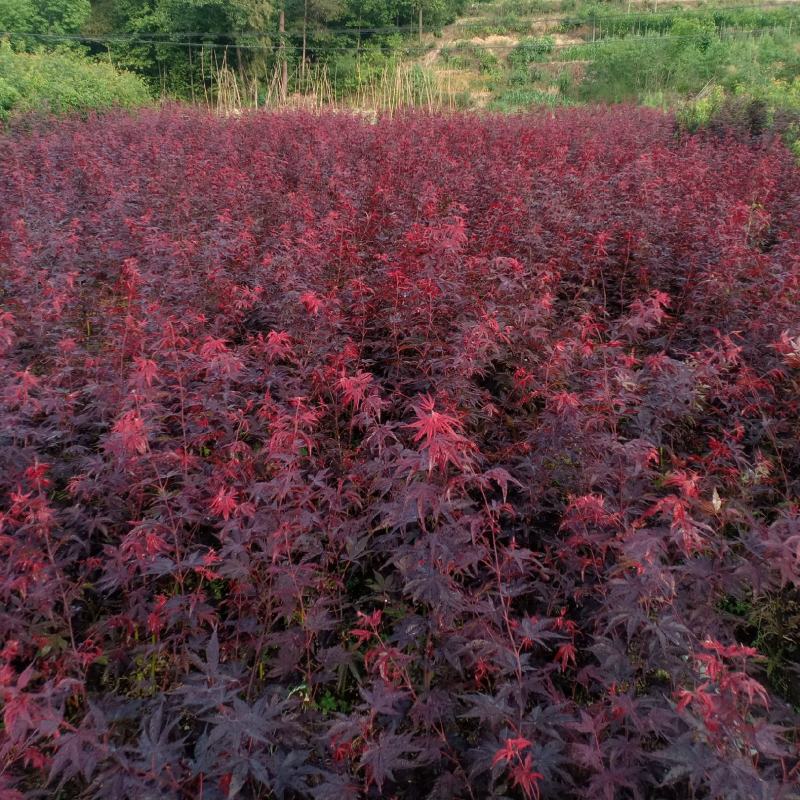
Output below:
[358,732,425,790]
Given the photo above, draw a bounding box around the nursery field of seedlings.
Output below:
[1,108,800,798]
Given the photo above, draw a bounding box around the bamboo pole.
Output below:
[279,8,288,104]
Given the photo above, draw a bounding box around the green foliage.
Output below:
[35,0,91,33]
[324,42,402,97]
[568,24,800,104]
[560,3,800,40]
[285,0,345,36]
[678,78,800,155]
[676,83,727,131]
[454,0,575,36]
[80,0,467,98]
[0,74,22,114]
[0,0,37,32]
[440,40,499,71]
[474,0,560,14]
[720,591,800,708]
[452,88,473,107]
[508,35,554,67]
[488,84,572,110]
[457,18,532,36]
[504,64,542,85]
[668,16,717,53]
[0,0,90,35]
[0,41,151,120]
[335,0,466,30]
[6,0,800,115]
[81,0,278,95]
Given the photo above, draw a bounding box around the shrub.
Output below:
[573,27,800,105]
[441,42,500,73]
[0,42,150,120]
[488,85,572,110]
[1,108,800,799]
[508,35,555,67]
[678,80,800,154]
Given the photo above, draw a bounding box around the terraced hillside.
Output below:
[415,0,800,112]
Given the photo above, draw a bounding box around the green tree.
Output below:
[86,0,275,95]
[285,0,343,67]
[35,0,91,32]
[0,0,38,32]
[0,0,91,37]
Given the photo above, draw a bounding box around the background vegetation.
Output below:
[2,0,800,137]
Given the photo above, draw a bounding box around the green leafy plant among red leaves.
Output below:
[1,107,800,799]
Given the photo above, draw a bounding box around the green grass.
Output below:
[487,85,574,109]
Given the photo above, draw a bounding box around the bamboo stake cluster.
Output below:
[201,50,457,116]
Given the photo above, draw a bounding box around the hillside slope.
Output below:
[414,0,800,111]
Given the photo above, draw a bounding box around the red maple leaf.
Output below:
[112,410,148,455]
[492,736,532,767]
[338,371,373,413]
[406,394,475,473]
[209,487,239,521]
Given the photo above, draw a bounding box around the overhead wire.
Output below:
[0,25,794,53]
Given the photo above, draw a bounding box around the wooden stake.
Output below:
[279,8,288,104]
[302,0,308,78]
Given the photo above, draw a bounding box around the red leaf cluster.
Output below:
[1,107,800,798]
